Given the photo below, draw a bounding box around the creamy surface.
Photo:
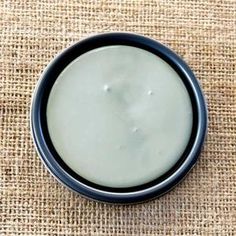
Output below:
[46,45,193,188]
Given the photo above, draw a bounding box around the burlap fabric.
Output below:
[0,0,235,235]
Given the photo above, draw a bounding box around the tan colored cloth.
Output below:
[0,0,235,235]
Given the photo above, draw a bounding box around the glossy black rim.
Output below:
[31,32,207,203]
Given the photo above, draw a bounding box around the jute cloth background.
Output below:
[0,0,235,235]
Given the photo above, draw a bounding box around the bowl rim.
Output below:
[30,32,208,203]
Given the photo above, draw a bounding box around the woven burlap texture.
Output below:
[0,0,235,235]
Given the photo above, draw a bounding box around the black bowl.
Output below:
[30,32,207,203]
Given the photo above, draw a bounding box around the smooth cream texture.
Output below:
[46,45,193,188]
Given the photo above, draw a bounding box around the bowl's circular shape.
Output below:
[30,32,207,203]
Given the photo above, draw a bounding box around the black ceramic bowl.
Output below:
[30,32,207,203]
